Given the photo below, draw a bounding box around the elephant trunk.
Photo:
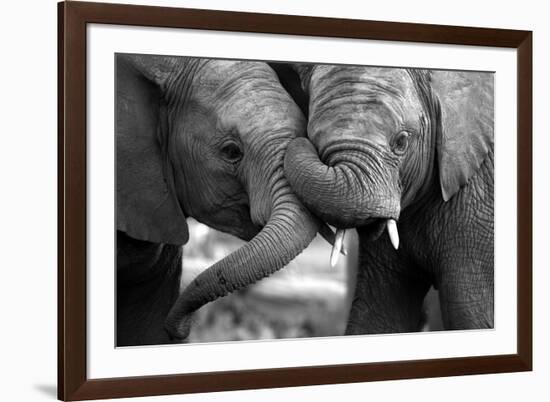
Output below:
[284,136,401,229]
[164,192,318,340]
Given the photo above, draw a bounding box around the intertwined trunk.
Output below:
[284,137,400,229]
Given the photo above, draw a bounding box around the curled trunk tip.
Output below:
[165,198,319,340]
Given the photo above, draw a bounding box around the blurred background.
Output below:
[183,219,443,343]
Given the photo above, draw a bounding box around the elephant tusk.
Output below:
[330,229,346,267]
[319,223,347,256]
[386,219,399,250]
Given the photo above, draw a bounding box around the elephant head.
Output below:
[281,64,493,247]
[117,54,319,340]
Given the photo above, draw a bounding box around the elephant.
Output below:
[276,63,494,333]
[116,54,322,346]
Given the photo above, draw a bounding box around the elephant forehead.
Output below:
[195,60,277,93]
[179,89,304,143]
[192,60,298,114]
[312,65,411,87]
[219,97,305,137]
[309,65,425,134]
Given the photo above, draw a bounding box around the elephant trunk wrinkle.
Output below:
[285,137,401,229]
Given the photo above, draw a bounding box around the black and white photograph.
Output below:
[116,53,494,347]
[3,0,545,399]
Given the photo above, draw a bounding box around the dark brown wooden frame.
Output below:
[58,1,532,400]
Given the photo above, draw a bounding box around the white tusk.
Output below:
[318,224,346,256]
[341,244,348,256]
[386,219,399,250]
[330,229,346,267]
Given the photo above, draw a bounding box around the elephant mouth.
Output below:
[357,218,387,241]
[329,217,399,266]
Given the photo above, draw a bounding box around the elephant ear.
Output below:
[116,54,188,245]
[430,70,494,201]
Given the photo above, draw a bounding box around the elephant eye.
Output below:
[391,131,411,155]
[220,140,243,163]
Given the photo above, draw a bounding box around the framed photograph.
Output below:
[58,1,532,400]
